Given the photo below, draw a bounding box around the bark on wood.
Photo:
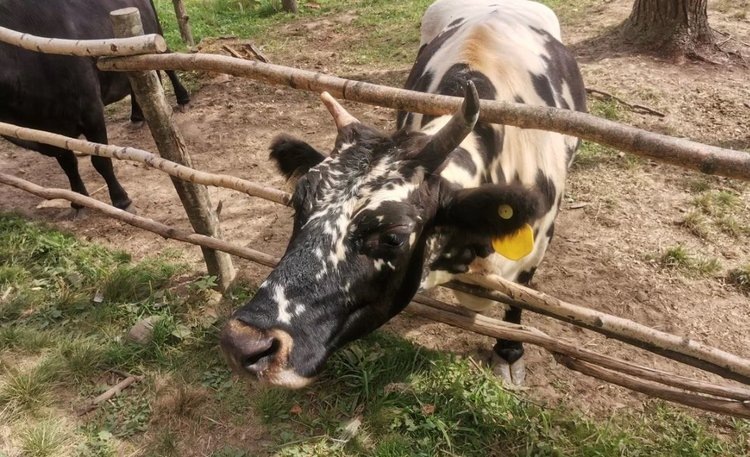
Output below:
[77,375,144,415]
[3,172,750,417]
[97,53,750,182]
[0,24,166,56]
[555,355,750,419]
[171,0,195,47]
[110,8,235,292]
[621,0,714,55]
[453,274,750,385]
[0,122,291,206]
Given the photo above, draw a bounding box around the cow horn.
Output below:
[320,92,359,130]
[419,81,480,169]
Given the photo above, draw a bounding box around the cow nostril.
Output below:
[242,337,280,372]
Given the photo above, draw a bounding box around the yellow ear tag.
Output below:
[492,224,534,261]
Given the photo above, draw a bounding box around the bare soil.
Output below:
[1,0,748,425]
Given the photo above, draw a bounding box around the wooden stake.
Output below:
[110,8,235,292]
[97,53,750,182]
[0,24,166,56]
[171,0,195,47]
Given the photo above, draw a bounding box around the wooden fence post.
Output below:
[170,0,195,47]
[110,7,234,291]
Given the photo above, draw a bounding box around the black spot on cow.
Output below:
[530,26,587,113]
[448,18,465,28]
[397,71,434,129]
[421,63,501,167]
[530,72,556,107]
[446,147,477,176]
[517,267,537,285]
[535,169,557,212]
[401,24,463,110]
[514,95,525,104]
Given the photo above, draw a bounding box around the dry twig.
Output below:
[77,374,144,416]
[586,88,665,118]
[222,44,244,59]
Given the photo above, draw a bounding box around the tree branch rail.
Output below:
[0,25,166,57]
[97,52,750,182]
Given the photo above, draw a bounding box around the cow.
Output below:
[221,0,586,388]
[0,0,190,211]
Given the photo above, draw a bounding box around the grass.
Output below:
[678,188,750,240]
[152,0,601,66]
[727,264,750,295]
[2,214,749,455]
[658,245,722,278]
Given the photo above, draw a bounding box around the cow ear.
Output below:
[437,184,542,260]
[269,135,326,181]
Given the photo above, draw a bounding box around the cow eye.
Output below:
[381,231,407,248]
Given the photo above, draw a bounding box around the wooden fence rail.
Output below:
[0,24,166,56]
[97,52,750,182]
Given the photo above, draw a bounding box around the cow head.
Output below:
[221,83,541,388]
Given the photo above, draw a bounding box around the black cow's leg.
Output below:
[165,70,190,107]
[47,147,88,209]
[130,89,145,124]
[83,108,132,210]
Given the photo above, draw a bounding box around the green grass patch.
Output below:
[258,333,750,456]
[684,189,750,239]
[152,0,604,67]
[727,264,750,295]
[658,245,722,277]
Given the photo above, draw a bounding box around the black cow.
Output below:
[0,0,190,210]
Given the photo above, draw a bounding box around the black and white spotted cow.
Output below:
[221,0,586,388]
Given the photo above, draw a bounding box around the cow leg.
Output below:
[491,268,536,386]
[165,70,190,108]
[130,89,145,125]
[47,148,88,209]
[82,110,132,210]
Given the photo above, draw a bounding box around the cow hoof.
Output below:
[491,353,526,387]
[128,120,145,129]
[176,102,190,113]
[72,207,90,220]
[117,202,137,214]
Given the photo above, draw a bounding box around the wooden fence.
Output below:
[1,13,749,418]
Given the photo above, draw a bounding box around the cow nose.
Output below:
[221,319,280,375]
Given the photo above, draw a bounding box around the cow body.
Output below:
[0,0,189,210]
[221,0,586,388]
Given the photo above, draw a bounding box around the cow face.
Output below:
[221,83,541,388]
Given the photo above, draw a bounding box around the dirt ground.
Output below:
[1,0,748,422]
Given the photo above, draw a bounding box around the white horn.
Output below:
[320,92,360,130]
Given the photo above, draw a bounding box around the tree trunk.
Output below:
[281,0,298,14]
[621,0,714,56]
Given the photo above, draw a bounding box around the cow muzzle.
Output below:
[220,319,312,389]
